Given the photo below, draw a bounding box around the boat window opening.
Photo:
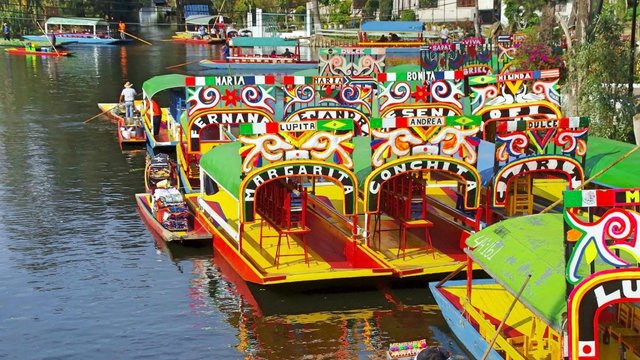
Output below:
[199,124,231,142]
[203,175,219,196]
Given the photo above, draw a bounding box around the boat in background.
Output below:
[6,45,72,57]
[357,21,426,56]
[171,15,227,45]
[23,17,130,45]
[199,37,318,73]
[144,153,178,193]
[139,74,185,155]
[0,38,76,47]
[96,102,146,149]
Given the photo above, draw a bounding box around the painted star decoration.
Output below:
[411,84,430,102]
[222,88,241,106]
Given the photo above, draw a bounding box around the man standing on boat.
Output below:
[2,23,9,41]
[119,82,137,120]
[118,20,126,40]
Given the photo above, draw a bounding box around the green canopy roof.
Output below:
[142,74,188,99]
[585,137,639,188]
[200,142,243,198]
[45,17,109,27]
[465,214,568,330]
[185,15,216,25]
[230,37,298,48]
[466,213,636,331]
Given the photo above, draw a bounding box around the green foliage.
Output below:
[378,0,392,21]
[503,0,545,29]
[568,7,636,141]
[362,0,378,19]
[328,0,352,26]
[400,9,416,21]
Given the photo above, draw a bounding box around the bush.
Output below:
[400,9,416,21]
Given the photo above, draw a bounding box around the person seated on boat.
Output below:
[282,48,293,58]
[270,50,277,58]
[119,81,137,119]
[25,42,35,52]
[377,34,388,42]
[197,25,207,39]
[389,32,400,42]
[2,23,9,41]
[221,40,230,62]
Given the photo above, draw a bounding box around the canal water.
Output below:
[0,26,470,359]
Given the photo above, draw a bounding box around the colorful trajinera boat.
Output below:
[198,37,318,73]
[5,46,72,57]
[144,153,178,193]
[171,15,227,45]
[135,189,211,243]
[139,74,185,155]
[431,186,640,360]
[96,102,146,149]
[23,17,130,45]
[358,21,426,48]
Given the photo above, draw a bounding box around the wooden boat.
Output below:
[171,15,227,45]
[144,153,178,193]
[135,190,211,243]
[431,186,640,360]
[198,37,318,73]
[357,21,426,55]
[23,17,131,45]
[96,102,146,149]
[139,74,185,155]
[0,38,76,47]
[5,46,72,57]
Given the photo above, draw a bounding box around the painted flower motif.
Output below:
[221,88,241,106]
[411,84,430,102]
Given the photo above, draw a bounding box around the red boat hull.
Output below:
[6,48,72,57]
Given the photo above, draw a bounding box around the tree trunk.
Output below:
[312,0,322,31]
[574,0,591,45]
[474,0,480,37]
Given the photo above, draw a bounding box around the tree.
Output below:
[378,0,392,20]
[568,6,636,142]
[362,0,378,20]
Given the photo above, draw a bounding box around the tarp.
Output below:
[200,142,243,199]
[585,137,639,188]
[230,37,298,47]
[142,74,188,99]
[360,21,424,33]
[184,15,216,25]
[44,17,109,27]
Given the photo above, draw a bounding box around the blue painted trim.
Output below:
[429,280,504,360]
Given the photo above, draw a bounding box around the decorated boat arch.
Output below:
[178,75,278,193]
[420,38,497,75]
[318,47,386,77]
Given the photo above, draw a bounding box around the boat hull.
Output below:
[23,35,128,45]
[199,59,318,72]
[6,47,72,56]
[430,280,511,360]
[135,193,211,242]
[171,36,225,45]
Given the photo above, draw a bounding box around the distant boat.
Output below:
[23,17,131,45]
[5,46,72,57]
[171,15,226,45]
[0,38,76,47]
[199,37,318,73]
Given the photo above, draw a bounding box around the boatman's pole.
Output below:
[121,30,153,46]
[34,19,60,56]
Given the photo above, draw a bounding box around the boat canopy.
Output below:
[585,136,640,188]
[465,213,627,331]
[44,17,109,27]
[201,142,243,199]
[360,21,424,33]
[230,37,298,47]
[142,74,188,99]
[184,15,216,25]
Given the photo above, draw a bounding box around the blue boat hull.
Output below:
[429,280,504,360]
[198,60,318,73]
[22,35,129,45]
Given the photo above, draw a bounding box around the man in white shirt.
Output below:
[119,81,137,119]
[440,27,449,44]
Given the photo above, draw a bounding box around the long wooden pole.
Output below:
[83,106,114,124]
[165,59,200,69]
[480,274,532,360]
[34,19,60,56]
[540,145,640,213]
[121,30,153,46]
